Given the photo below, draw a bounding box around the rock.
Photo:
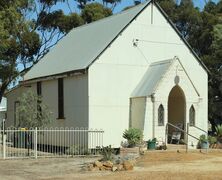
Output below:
[88,164,94,171]
[103,161,113,168]
[94,160,103,168]
[116,164,123,171]
[103,166,112,171]
[92,167,100,171]
[112,166,118,172]
[123,161,134,171]
[129,159,137,166]
[99,166,105,171]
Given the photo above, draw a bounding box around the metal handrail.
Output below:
[166,122,208,153]
[166,122,200,142]
[192,125,208,134]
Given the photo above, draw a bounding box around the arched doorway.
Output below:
[168,86,186,143]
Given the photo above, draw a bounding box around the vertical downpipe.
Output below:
[186,123,189,153]
[151,94,155,139]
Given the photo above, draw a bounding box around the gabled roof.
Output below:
[24,0,208,81]
[24,1,151,81]
[131,57,200,98]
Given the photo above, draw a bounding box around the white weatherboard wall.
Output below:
[0,97,7,126]
[89,4,208,147]
[130,97,146,130]
[6,85,35,127]
[6,74,88,129]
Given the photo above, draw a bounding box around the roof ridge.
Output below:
[67,1,149,33]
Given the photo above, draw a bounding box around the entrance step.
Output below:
[167,144,186,150]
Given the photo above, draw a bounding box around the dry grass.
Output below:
[0,150,222,180]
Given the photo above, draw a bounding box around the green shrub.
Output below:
[208,135,217,145]
[215,125,222,137]
[199,134,208,143]
[123,128,143,147]
[100,145,115,161]
[198,134,208,149]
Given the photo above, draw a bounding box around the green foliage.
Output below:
[0,0,117,104]
[123,128,143,147]
[100,145,115,161]
[208,135,217,145]
[199,134,208,143]
[81,3,112,23]
[16,90,53,128]
[0,0,41,103]
[38,10,83,33]
[215,124,222,137]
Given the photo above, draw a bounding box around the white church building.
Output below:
[6,1,208,148]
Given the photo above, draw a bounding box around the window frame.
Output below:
[158,104,164,126]
[58,78,65,119]
[189,105,195,126]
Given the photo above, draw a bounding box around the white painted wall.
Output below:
[88,4,208,147]
[130,97,146,130]
[6,74,88,129]
[6,86,33,127]
[144,98,154,140]
[0,97,7,127]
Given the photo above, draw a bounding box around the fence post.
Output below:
[34,127,38,159]
[186,123,189,153]
[3,134,6,159]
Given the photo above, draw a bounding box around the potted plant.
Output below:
[208,135,217,148]
[199,134,209,149]
[122,128,143,148]
[147,138,157,150]
[215,124,222,143]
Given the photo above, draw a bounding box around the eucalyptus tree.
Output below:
[0,0,120,103]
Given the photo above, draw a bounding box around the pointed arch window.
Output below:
[189,105,195,126]
[158,104,164,126]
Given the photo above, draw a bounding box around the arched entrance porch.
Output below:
[168,85,186,143]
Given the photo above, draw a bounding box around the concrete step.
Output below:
[167,144,186,150]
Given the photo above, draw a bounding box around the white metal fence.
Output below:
[0,127,104,159]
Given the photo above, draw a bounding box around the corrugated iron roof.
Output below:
[131,59,173,97]
[24,1,151,81]
[23,0,209,81]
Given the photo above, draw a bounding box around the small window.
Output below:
[37,81,42,116]
[14,101,20,127]
[189,105,195,126]
[158,104,164,126]
[37,81,42,96]
[58,78,64,119]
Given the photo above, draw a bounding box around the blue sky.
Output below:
[54,0,220,15]
[114,0,220,13]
